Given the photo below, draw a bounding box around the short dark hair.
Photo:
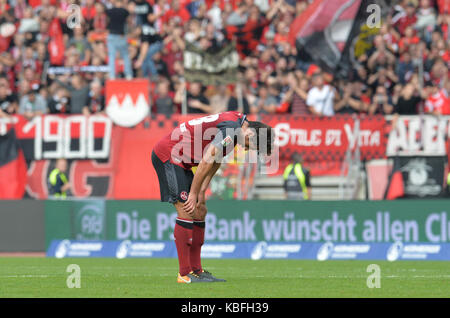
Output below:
[247,121,274,155]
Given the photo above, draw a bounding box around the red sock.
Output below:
[190,220,205,274]
[174,218,193,276]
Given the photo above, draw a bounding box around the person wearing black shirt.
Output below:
[152,51,170,78]
[133,0,164,78]
[334,82,365,114]
[227,88,250,114]
[0,84,18,116]
[369,85,394,115]
[48,87,70,114]
[84,80,105,115]
[394,83,424,115]
[106,0,132,79]
[133,0,152,26]
[186,82,212,114]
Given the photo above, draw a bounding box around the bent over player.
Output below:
[151,111,273,283]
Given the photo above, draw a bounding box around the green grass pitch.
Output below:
[0,258,449,298]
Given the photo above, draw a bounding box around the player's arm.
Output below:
[183,144,221,215]
[198,161,221,204]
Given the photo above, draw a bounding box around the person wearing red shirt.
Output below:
[162,0,190,26]
[424,83,450,115]
[394,2,418,35]
[152,111,273,283]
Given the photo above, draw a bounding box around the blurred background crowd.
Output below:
[0,0,449,119]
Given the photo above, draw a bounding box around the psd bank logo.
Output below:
[54,240,103,258]
[317,242,334,261]
[115,240,166,258]
[251,242,268,260]
[386,241,403,262]
[317,242,371,261]
[116,240,132,259]
[251,241,301,260]
[105,79,150,127]
[55,239,72,259]
[386,241,441,261]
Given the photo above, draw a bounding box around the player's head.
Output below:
[241,120,274,155]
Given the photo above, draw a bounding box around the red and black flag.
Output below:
[0,128,27,199]
[288,0,391,77]
[224,17,271,58]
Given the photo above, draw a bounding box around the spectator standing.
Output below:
[175,81,213,114]
[48,87,70,114]
[133,0,164,78]
[334,81,369,114]
[227,86,250,114]
[282,73,310,115]
[306,73,335,116]
[53,74,90,114]
[369,85,394,115]
[251,84,278,114]
[153,80,175,116]
[84,79,105,115]
[67,26,91,63]
[396,51,415,84]
[161,0,191,26]
[19,85,47,120]
[393,1,418,36]
[424,82,450,115]
[415,0,437,42]
[152,51,170,78]
[209,85,229,114]
[106,0,133,80]
[394,83,425,115]
[0,82,18,116]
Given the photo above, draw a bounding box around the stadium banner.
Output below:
[261,114,387,175]
[386,115,450,157]
[45,200,450,249]
[46,239,450,261]
[183,41,239,85]
[0,114,112,161]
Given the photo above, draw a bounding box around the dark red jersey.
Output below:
[153,111,247,170]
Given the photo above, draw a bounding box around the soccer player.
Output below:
[151,111,273,283]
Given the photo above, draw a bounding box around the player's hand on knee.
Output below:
[183,192,197,216]
[196,201,207,213]
[195,201,207,220]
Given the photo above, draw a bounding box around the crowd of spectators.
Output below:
[0,0,448,120]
